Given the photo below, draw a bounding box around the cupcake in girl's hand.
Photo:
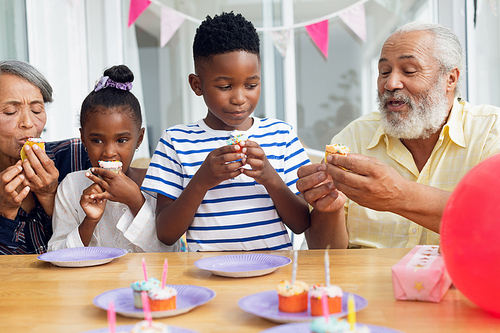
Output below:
[20,138,45,161]
[309,284,343,316]
[130,320,171,333]
[98,160,123,173]
[148,287,177,311]
[131,278,161,309]
[277,280,309,313]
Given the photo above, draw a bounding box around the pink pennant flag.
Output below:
[161,7,185,47]
[339,2,367,42]
[128,0,151,28]
[305,20,329,59]
[270,29,291,58]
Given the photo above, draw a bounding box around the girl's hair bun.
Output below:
[103,65,134,84]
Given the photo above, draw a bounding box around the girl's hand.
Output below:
[194,145,246,190]
[239,140,280,187]
[80,183,106,221]
[0,161,29,219]
[86,168,145,215]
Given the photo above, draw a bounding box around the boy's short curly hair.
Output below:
[193,12,260,65]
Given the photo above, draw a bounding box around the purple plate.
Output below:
[81,324,199,333]
[194,254,291,278]
[238,291,368,323]
[37,247,128,267]
[93,285,216,319]
[259,322,405,333]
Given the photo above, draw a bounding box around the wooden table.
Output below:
[0,249,499,332]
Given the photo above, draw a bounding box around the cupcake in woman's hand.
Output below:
[277,280,309,313]
[20,138,45,161]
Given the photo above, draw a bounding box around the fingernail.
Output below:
[90,195,94,199]
[17,165,23,171]
[319,173,326,181]
[32,144,39,150]
[24,145,30,151]
[19,174,25,180]
[86,172,90,177]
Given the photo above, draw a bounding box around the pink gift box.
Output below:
[391,245,452,302]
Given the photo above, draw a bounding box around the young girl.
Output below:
[48,65,177,252]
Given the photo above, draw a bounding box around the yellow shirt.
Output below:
[332,99,500,248]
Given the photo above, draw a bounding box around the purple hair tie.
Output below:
[94,76,133,92]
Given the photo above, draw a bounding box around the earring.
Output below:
[84,147,87,152]
[135,148,139,152]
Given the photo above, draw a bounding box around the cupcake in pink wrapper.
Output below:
[98,160,122,173]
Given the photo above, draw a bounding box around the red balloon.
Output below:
[441,153,500,316]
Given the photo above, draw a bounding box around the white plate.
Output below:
[194,254,291,278]
[37,247,128,267]
[93,285,216,319]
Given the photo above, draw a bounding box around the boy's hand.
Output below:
[239,140,279,187]
[80,183,106,222]
[85,168,145,214]
[195,144,246,189]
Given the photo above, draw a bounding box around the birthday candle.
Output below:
[142,257,148,281]
[291,250,298,285]
[324,249,330,287]
[321,289,329,322]
[141,291,153,327]
[107,300,116,333]
[161,259,168,289]
[348,293,356,330]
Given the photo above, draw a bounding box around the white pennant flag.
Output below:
[161,7,185,47]
[270,29,291,58]
[339,2,367,42]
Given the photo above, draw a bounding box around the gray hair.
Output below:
[0,60,53,103]
[393,22,464,97]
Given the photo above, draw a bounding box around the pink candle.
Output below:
[161,259,168,289]
[142,257,148,281]
[141,291,153,327]
[107,300,116,333]
[321,289,329,322]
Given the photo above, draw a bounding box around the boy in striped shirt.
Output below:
[142,12,311,251]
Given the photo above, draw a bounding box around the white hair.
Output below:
[393,22,464,98]
[0,60,53,103]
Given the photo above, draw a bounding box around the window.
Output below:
[0,0,28,61]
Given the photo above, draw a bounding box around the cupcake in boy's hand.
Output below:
[98,160,123,173]
[131,278,161,309]
[148,287,177,311]
[226,131,248,152]
[20,138,45,161]
[277,280,309,313]
[309,284,343,316]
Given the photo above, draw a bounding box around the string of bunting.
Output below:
[128,0,378,59]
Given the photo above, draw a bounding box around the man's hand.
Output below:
[296,163,346,213]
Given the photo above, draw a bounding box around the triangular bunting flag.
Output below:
[305,20,329,59]
[339,2,367,42]
[161,7,185,47]
[128,0,151,28]
[270,29,291,58]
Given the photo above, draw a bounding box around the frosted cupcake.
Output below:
[226,131,248,152]
[130,320,171,333]
[309,284,343,316]
[277,280,309,313]
[131,277,161,309]
[148,287,177,311]
[324,144,350,162]
[310,317,351,333]
[20,138,45,161]
[98,160,123,173]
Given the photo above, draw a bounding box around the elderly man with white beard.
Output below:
[297,22,500,249]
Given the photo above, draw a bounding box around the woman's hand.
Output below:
[21,143,59,215]
[0,161,30,220]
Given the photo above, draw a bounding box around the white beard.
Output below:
[377,78,450,140]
